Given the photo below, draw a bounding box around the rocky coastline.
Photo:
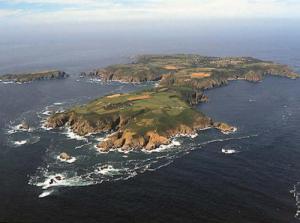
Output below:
[45,105,236,152]
[46,55,299,151]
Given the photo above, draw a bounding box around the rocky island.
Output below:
[0,70,68,83]
[47,55,299,151]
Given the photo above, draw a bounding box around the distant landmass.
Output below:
[46,54,299,151]
[0,70,68,83]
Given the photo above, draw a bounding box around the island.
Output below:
[47,55,299,151]
[0,70,68,83]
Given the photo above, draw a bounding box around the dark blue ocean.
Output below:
[0,21,300,222]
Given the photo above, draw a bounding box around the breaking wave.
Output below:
[13,140,27,146]
[29,128,257,198]
[291,182,300,220]
[0,80,14,84]
[57,155,77,164]
[8,136,40,148]
[63,127,88,141]
[38,189,55,198]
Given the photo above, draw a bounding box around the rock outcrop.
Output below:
[97,118,213,152]
[59,152,71,161]
[244,71,263,82]
[19,121,30,130]
[214,122,237,134]
[45,111,123,136]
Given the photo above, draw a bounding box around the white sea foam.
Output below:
[95,165,122,176]
[8,126,22,134]
[6,123,35,134]
[53,102,64,105]
[41,123,53,131]
[36,174,65,189]
[116,148,132,154]
[30,133,258,195]
[75,142,92,149]
[291,183,300,219]
[10,136,40,148]
[1,81,14,84]
[31,154,177,193]
[90,78,101,82]
[31,171,94,192]
[38,190,55,198]
[94,144,106,152]
[142,139,181,153]
[190,133,198,139]
[13,140,27,146]
[221,148,238,154]
[7,130,15,135]
[57,155,77,164]
[172,140,181,146]
[42,110,52,115]
[197,135,257,148]
[64,127,87,141]
[40,118,53,130]
[87,78,102,84]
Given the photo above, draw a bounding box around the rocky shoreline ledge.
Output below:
[46,54,299,151]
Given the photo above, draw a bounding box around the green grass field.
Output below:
[67,88,206,136]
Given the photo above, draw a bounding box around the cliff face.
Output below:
[244,71,263,82]
[46,90,218,151]
[83,64,164,83]
[46,111,122,136]
[97,115,213,152]
[0,70,68,83]
[175,88,209,105]
[98,131,170,151]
